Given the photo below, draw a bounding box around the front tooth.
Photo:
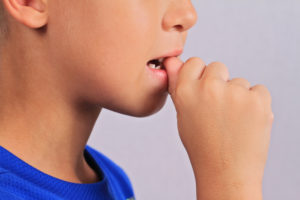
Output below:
[148,63,156,69]
[155,65,162,69]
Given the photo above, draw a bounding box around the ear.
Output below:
[2,0,48,29]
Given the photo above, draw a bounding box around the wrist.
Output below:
[195,174,263,200]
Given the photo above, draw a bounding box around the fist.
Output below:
[164,57,274,194]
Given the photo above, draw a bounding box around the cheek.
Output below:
[68,6,157,89]
[49,0,157,79]
[47,1,166,115]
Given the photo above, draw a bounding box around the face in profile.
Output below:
[7,0,198,117]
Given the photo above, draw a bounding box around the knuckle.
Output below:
[252,84,269,93]
[259,84,270,93]
[229,77,250,84]
[228,81,248,91]
[209,61,228,70]
[185,57,206,65]
[251,84,272,102]
[209,61,226,67]
[206,61,230,79]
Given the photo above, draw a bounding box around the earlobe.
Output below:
[2,0,48,29]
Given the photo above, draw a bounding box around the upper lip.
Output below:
[148,48,183,62]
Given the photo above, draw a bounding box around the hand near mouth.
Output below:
[163,56,185,96]
[165,56,274,200]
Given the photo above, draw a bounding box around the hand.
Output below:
[163,57,274,199]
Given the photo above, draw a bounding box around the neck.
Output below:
[0,34,102,183]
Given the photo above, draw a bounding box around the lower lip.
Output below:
[145,65,168,87]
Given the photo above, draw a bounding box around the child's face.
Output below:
[48,0,197,116]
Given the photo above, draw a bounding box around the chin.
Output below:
[132,98,167,117]
[105,92,168,118]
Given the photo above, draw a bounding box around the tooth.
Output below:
[148,63,156,69]
[158,58,164,63]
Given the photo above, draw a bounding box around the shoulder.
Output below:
[0,166,8,174]
[0,187,24,200]
[0,168,24,200]
[85,145,135,198]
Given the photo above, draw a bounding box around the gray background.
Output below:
[88,0,300,199]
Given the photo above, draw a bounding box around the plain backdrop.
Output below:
[87,0,300,199]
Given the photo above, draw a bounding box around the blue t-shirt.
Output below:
[0,145,135,200]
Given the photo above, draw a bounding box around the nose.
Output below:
[162,0,198,32]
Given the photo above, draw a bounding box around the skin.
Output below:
[164,57,273,199]
[0,0,197,183]
[0,0,274,199]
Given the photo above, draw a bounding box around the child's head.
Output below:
[0,0,197,117]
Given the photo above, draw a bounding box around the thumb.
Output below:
[163,56,184,97]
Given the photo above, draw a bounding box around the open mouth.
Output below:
[147,58,166,70]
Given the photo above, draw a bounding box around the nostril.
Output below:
[173,24,183,31]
